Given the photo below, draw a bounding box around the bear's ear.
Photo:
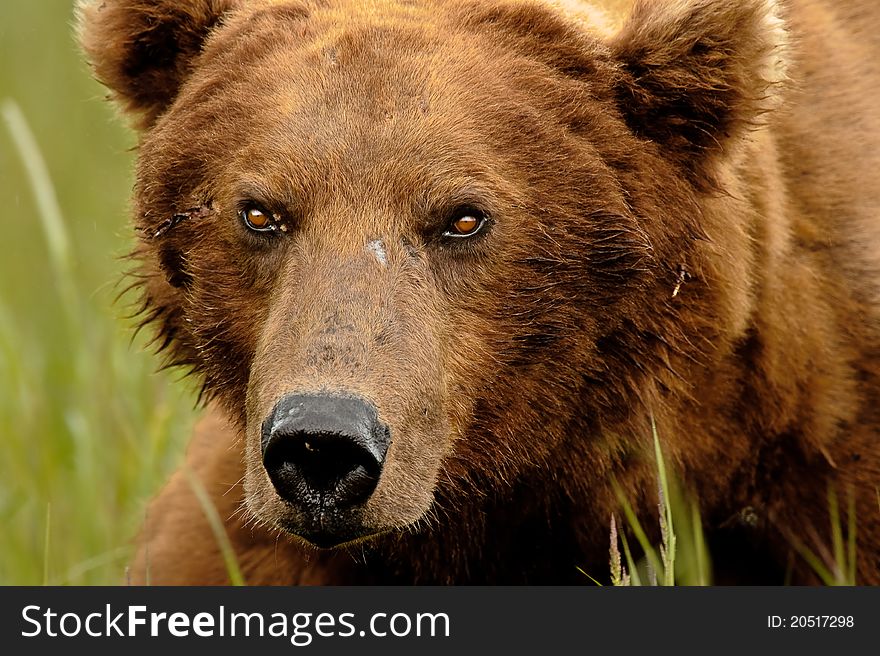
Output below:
[610,0,788,178]
[77,0,239,129]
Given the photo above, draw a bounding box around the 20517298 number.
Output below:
[790,616,854,628]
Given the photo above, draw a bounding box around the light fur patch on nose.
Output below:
[367,239,387,266]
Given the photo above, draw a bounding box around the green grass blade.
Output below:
[652,417,675,586]
[144,513,151,587]
[576,566,603,586]
[690,498,709,586]
[1,98,79,327]
[614,482,663,581]
[2,99,71,271]
[828,486,844,584]
[184,467,246,586]
[60,547,131,585]
[618,530,641,587]
[788,536,836,586]
[42,503,51,586]
[846,493,857,585]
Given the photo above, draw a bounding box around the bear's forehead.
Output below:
[193,0,607,99]
[172,1,500,138]
[164,0,606,149]
[138,0,611,216]
[153,16,504,149]
[206,0,467,68]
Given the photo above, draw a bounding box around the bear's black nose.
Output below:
[261,393,390,512]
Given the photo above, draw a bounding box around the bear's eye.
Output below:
[443,209,487,239]
[241,207,274,232]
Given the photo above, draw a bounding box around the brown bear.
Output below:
[79,0,880,584]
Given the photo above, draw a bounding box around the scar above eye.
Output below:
[367,239,387,266]
[147,203,213,239]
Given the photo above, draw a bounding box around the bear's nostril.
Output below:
[264,430,382,504]
[261,393,390,509]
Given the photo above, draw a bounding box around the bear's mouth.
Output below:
[274,505,386,549]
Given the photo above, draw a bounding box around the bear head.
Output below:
[80,0,788,548]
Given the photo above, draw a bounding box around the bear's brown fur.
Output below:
[79,0,880,584]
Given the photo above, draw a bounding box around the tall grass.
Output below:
[0,1,196,585]
[785,486,859,586]
[607,419,712,586]
[601,422,861,586]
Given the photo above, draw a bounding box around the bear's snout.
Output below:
[261,393,390,544]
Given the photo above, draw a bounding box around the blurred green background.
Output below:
[0,0,197,585]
